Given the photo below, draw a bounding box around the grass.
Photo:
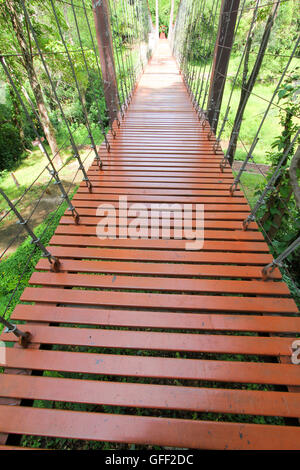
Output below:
[0,134,101,214]
[189,54,300,164]
[235,171,265,207]
[0,193,76,334]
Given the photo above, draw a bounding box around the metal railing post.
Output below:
[0,56,81,224]
[262,236,300,280]
[0,188,60,273]
[243,132,300,229]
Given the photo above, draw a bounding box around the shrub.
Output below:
[0,122,23,171]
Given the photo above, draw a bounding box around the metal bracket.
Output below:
[262,262,281,281]
[3,324,32,348]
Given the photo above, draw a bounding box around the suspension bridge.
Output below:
[0,0,299,451]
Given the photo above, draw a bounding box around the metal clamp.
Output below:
[2,323,32,348]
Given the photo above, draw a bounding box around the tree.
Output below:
[227,0,280,165]
[260,74,300,240]
[3,0,62,167]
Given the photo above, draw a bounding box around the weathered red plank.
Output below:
[12,305,299,333]
[47,243,274,264]
[2,324,295,356]
[29,272,288,295]
[1,375,300,418]
[35,258,281,278]
[0,406,300,449]
[1,348,299,385]
[21,287,298,313]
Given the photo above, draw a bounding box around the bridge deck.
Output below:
[0,41,299,450]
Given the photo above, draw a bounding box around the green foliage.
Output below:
[148,0,181,35]
[0,94,24,171]
[256,72,300,296]
[0,122,22,171]
[188,11,216,63]
[0,0,151,174]
[0,0,110,174]
[0,197,72,330]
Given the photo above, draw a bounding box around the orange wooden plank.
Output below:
[72,200,251,211]
[1,348,299,386]
[2,324,296,356]
[58,220,264,241]
[74,193,246,204]
[51,239,269,253]
[70,207,252,220]
[12,305,299,333]
[35,258,282,278]
[65,207,252,222]
[29,272,289,295]
[1,405,300,449]
[20,287,298,313]
[48,243,274,264]
[1,374,300,418]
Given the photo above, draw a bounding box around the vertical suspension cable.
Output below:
[206,0,247,137]
[0,56,80,226]
[81,0,113,147]
[217,0,260,156]
[181,0,198,90]
[179,0,191,67]
[229,35,300,194]
[199,0,222,112]
[212,0,247,132]
[130,0,144,76]
[192,0,220,111]
[121,0,137,96]
[123,0,136,99]
[108,0,129,113]
[49,0,100,163]
[119,2,135,102]
[71,0,118,145]
[186,0,206,96]
[203,0,238,131]
[19,0,97,185]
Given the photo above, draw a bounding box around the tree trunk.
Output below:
[6,0,62,168]
[11,172,20,188]
[207,0,241,132]
[227,1,280,165]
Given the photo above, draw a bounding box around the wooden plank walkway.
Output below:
[0,40,300,450]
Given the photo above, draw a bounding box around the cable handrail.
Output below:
[173,0,300,285]
[0,0,153,344]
